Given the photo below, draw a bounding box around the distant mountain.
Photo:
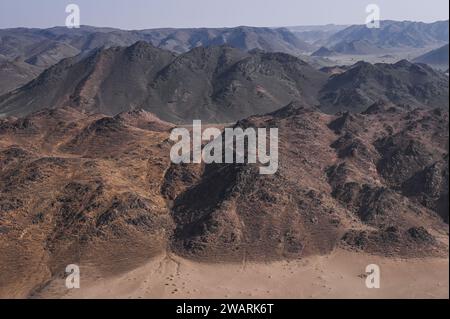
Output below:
[331,39,382,55]
[0,59,42,95]
[0,28,83,69]
[0,42,177,117]
[319,65,350,75]
[414,44,449,69]
[326,20,449,54]
[23,40,80,67]
[0,43,328,122]
[311,46,337,57]
[1,21,447,70]
[287,24,348,45]
[319,59,449,113]
[0,26,313,69]
[147,26,315,54]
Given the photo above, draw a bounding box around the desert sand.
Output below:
[35,249,449,299]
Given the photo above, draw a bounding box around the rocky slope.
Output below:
[414,44,449,70]
[326,20,449,54]
[0,26,313,65]
[0,43,328,122]
[0,103,448,297]
[0,107,175,297]
[168,102,448,261]
[312,46,338,57]
[0,59,42,95]
[319,60,449,113]
[1,43,449,121]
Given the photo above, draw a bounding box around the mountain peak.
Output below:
[394,59,413,67]
[268,100,317,118]
[311,46,336,57]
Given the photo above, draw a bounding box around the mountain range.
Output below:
[324,20,449,55]
[0,101,448,297]
[2,21,447,66]
[0,43,330,122]
[0,26,313,67]
[286,24,348,45]
[0,20,448,98]
[319,59,449,113]
[414,44,449,70]
[0,42,447,122]
[0,19,449,298]
[0,59,42,95]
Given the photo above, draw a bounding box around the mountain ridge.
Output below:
[1,102,447,296]
[325,20,449,54]
[0,43,329,122]
[414,43,449,69]
[1,43,448,121]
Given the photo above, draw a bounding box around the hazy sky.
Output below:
[0,0,449,29]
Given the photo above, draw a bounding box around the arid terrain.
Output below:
[0,102,448,298]
[0,19,448,299]
[34,250,449,299]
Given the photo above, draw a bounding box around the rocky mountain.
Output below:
[325,20,449,54]
[2,43,448,120]
[1,21,447,71]
[0,28,83,69]
[319,60,449,113]
[0,102,447,297]
[0,26,314,97]
[1,21,447,98]
[0,43,328,123]
[0,42,177,118]
[287,24,348,46]
[0,26,313,67]
[23,41,81,68]
[0,107,175,297]
[330,39,382,55]
[414,44,449,69]
[169,102,448,261]
[311,46,338,57]
[147,26,314,54]
[0,59,42,95]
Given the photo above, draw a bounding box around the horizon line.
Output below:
[1,19,449,31]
